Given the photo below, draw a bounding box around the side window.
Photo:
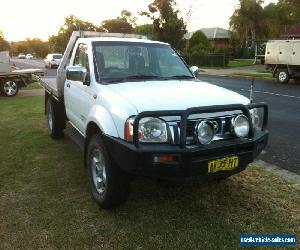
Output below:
[73,44,89,71]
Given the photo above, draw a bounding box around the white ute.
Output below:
[41,31,269,208]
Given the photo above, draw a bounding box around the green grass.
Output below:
[228,59,255,68]
[231,72,273,78]
[23,82,42,90]
[199,59,255,69]
[0,96,299,249]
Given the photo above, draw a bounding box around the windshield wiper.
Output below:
[105,75,161,83]
[167,75,194,79]
[104,74,194,83]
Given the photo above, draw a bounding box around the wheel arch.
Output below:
[84,121,103,168]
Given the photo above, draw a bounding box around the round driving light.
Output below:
[196,121,215,145]
[232,115,250,138]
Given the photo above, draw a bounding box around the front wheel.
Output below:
[87,134,129,209]
[276,69,290,84]
[1,81,19,97]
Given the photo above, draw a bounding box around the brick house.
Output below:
[185,27,231,48]
[281,24,300,39]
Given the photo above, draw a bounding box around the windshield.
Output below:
[92,41,193,83]
[53,54,62,59]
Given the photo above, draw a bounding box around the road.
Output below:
[11,59,300,174]
[11,58,57,77]
[199,74,300,174]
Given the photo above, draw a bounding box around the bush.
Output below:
[188,30,210,53]
[232,47,255,59]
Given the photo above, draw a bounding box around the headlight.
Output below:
[250,108,260,129]
[196,120,215,144]
[139,117,168,143]
[124,117,168,143]
[232,115,250,138]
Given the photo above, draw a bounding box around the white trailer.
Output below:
[0,51,44,96]
[265,39,300,83]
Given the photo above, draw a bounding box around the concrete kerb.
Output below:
[251,160,300,186]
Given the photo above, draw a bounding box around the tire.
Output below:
[276,69,290,84]
[87,133,129,209]
[46,98,65,139]
[1,80,19,97]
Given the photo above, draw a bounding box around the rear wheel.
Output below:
[46,98,65,139]
[87,134,129,209]
[276,69,290,84]
[1,81,19,97]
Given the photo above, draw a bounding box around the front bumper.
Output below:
[103,103,269,181]
[103,131,268,180]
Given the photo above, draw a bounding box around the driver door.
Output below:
[64,43,92,134]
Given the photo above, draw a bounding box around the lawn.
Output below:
[200,59,255,69]
[231,72,273,78]
[23,82,42,90]
[228,59,255,68]
[0,96,299,249]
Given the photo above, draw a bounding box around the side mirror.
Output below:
[190,66,199,77]
[66,66,90,86]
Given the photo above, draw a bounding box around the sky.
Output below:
[0,0,278,41]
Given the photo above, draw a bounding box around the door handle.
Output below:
[67,83,70,88]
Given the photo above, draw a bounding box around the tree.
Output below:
[101,19,133,33]
[279,0,300,24]
[262,3,291,38]
[0,31,10,52]
[260,0,300,39]
[134,24,157,40]
[230,0,265,47]
[188,30,209,53]
[141,0,187,50]
[120,10,137,27]
[49,15,99,53]
[100,10,135,33]
[11,39,50,58]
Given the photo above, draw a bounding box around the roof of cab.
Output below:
[77,37,169,45]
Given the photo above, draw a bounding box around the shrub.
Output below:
[188,30,210,53]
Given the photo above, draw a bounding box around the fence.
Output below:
[182,52,229,67]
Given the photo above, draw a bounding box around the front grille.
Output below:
[169,116,235,145]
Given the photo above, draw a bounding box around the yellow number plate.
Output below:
[208,156,239,173]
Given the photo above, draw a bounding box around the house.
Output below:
[281,24,300,39]
[185,27,231,48]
